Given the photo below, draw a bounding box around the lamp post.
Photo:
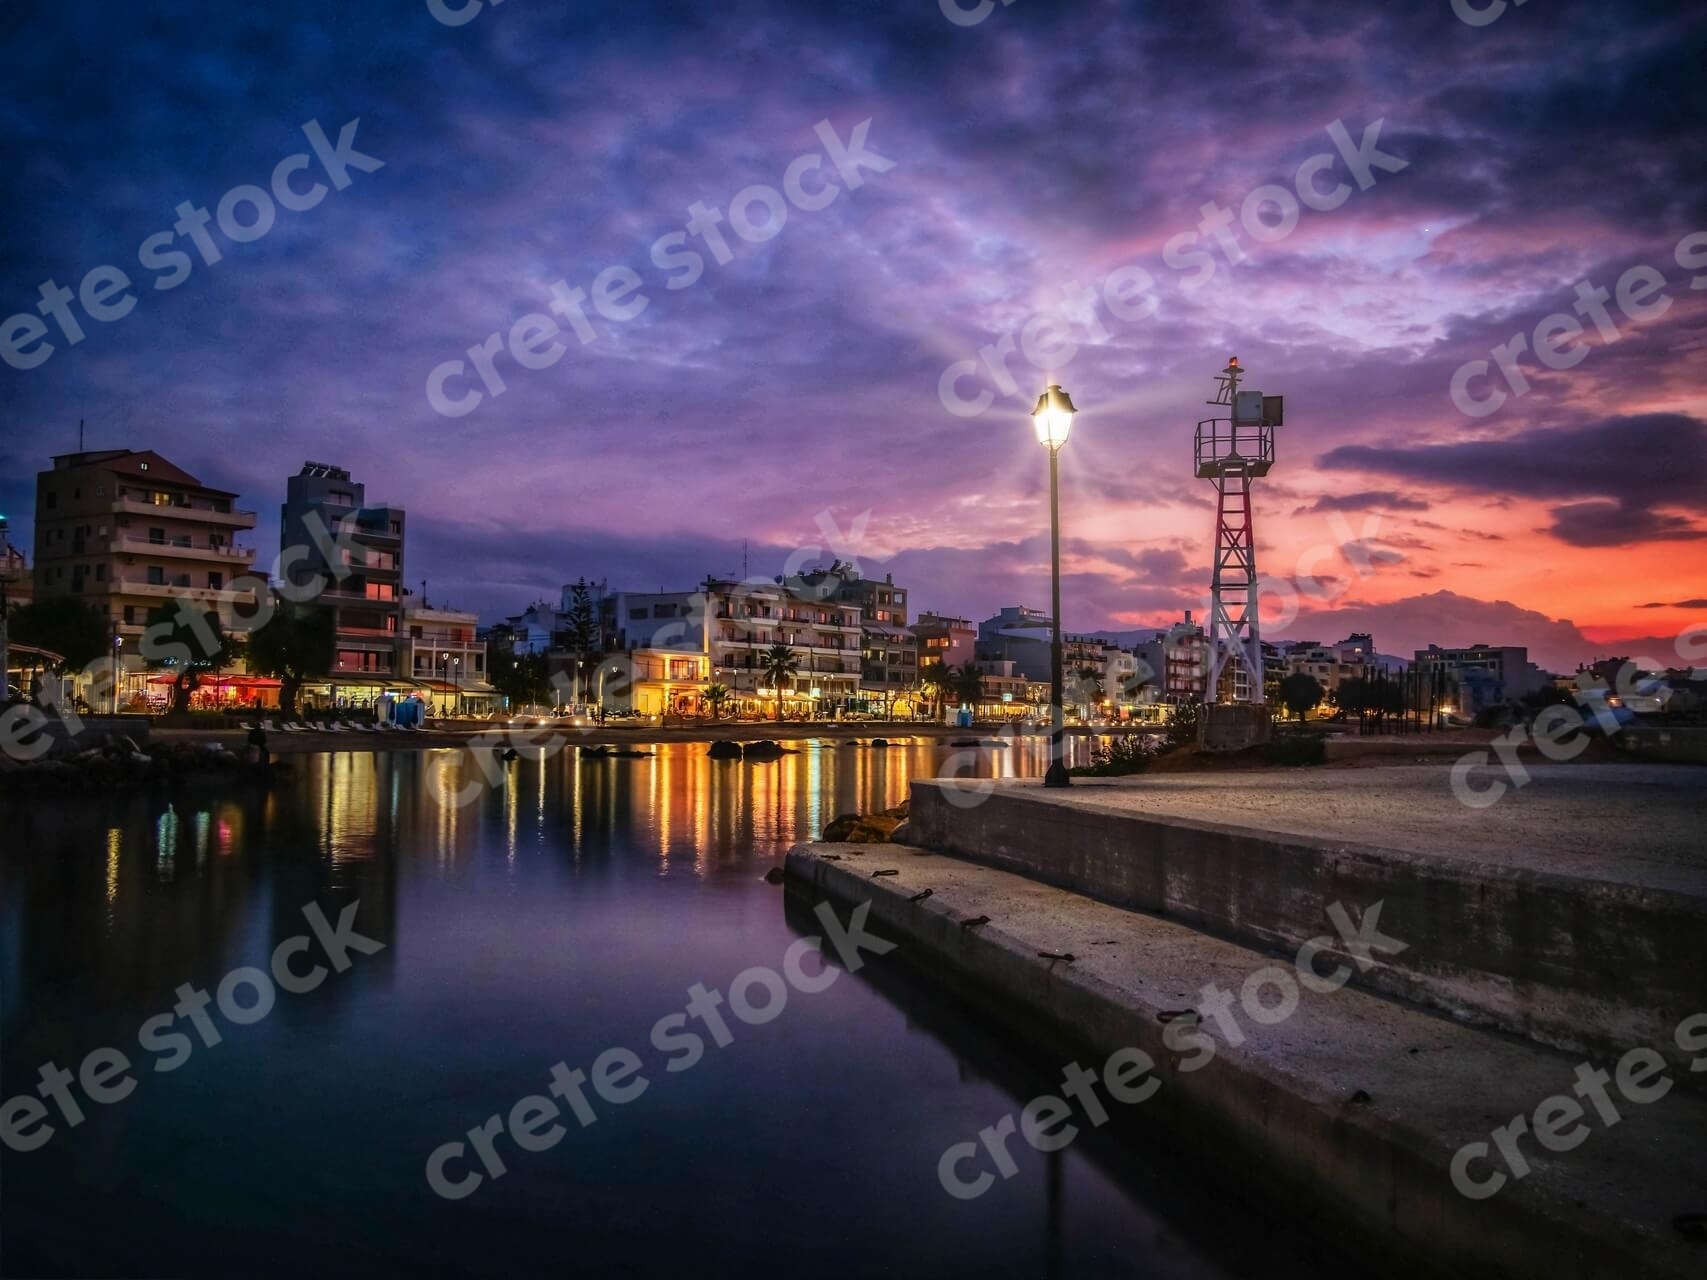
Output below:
[1032,382,1077,787]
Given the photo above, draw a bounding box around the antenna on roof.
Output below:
[79,419,84,452]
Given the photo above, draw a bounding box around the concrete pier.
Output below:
[906,765,1707,1076]
[785,842,1707,1280]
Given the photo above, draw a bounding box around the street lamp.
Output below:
[1031,382,1077,787]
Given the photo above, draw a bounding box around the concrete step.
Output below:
[907,770,1707,1078]
[786,842,1707,1280]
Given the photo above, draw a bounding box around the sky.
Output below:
[2,0,1704,674]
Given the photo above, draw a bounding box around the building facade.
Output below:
[401,606,495,714]
[280,462,406,689]
[1413,643,1537,717]
[912,613,976,671]
[801,568,918,709]
[1282,632,1380,693]
[32,449,257,692]
[605,579,862,715]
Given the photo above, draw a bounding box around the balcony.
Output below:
[97,580,260,603]
[111,497,257,528]
[112,535,256,565]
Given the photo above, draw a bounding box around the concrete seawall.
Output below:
[907,771,1707,1077]
[785,843,1707,1280]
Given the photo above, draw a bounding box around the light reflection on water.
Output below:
[0,735,1333,1280]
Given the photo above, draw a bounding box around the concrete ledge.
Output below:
[908,777,1707,1077]
[786,843,1707,1280]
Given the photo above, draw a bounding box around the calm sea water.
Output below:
[1,739,1340,1278]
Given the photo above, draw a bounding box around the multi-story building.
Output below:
[802,568,917,708]
[976,606,1056,681]
[600,648,711,717]
[912,613,976,671]
[32,449,257,688]
[1283,632,1381,693]
[967,658,1050,719]
[492,601,564,657]
[401,605,496,715]
[1413,643,1538,717]
[605,578,862,715]
[280,462,406,690]
[1160,611,1210,703]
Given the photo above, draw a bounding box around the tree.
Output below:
[1278,672,1325,723]
[921,660,955,720]
[490,649,550,709]
[760,643,801,722]
[142,604,232,714]
[8,596,111,671]
[953,664,984,715]
[563,578,600,702]
[1165,696,1200,750]
[245,599,334,720]
[704,682,730,721]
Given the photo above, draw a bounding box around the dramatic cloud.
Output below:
[1320,414,1707,546]
[2,0,1704,670]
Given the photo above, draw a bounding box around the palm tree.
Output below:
[703,682,730,721]
[921,660,955,721]
[953,664,984,718]
[760,643,801,722]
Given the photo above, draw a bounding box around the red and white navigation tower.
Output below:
[1194,357,1282,704]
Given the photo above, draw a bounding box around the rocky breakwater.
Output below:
[821,799,910,844]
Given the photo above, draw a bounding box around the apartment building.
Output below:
[280,462,406,686]
[912,613,976,670]
[32,450,257,675]
[976,606,1056,680]
[1283,632,1380,692]
[401,605,496,714]
[1413,643,1538,716]
[800,568,917,703]
[1159,611,1209,702]
[606,578,862,714]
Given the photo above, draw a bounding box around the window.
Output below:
[45,491,57,509]
[147,566,165,585]
[138,461,150,471]
[630,607,649,620]
[95,564,107,581]
[208,572,222,589]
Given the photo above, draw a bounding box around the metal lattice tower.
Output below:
[1194,357,1282,705]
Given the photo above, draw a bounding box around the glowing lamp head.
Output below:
[1030,383,1078,449]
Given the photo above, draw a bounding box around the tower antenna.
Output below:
[1193,355,1283,708]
